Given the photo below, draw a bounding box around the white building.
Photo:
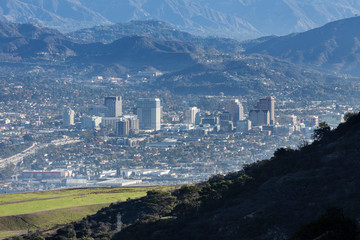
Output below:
[226,99,244,122]
[137,98,161,131]
[63,108,75,127]
[184,107,200,125]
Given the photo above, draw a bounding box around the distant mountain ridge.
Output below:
[67,20,244,54]
[246,16,360,75]
[0,20,201,72]
[2,0,360,39]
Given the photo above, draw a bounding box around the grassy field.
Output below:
[0,186,171,239]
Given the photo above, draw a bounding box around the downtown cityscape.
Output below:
[0,72,353,193]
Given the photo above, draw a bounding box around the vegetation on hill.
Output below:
[13,113,360,240]
[0,187,168,239]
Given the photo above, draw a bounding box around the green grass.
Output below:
[0,204,106,232]
[0,231,26,239]
[0,187,168,217]
[0,186,171,239]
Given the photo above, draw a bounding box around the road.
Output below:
[0,138,83,169]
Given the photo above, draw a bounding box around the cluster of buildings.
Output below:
[1,91,351,193]
[63,95,346,140]
[63,97,162,136]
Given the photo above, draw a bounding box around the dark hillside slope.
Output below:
[41,114,360,240]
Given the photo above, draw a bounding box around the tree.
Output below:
[142,190,176,219]
[344,112,355,122]
[312,122,330,141]
[23,134,34,142]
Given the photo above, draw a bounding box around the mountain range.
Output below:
[0,20,201,72]
[67,20,244,54]
[1,17,360,99]
[2,0,360,40]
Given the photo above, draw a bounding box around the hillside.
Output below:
[72,35,203,71]
[2,0,360,39]
[31,113,360,240]
[0,187,169,239]
[246,16,360,76]
[151,55,357,99]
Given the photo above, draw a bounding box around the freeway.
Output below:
[0,138,83,169]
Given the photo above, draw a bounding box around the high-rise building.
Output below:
[63,108,75,127]
[249,109,270,126]
[117,119,129,136]
[255,96,275,125]
[116,115,140,136]
[184,107,200,125]
[226,99,244,122]
[104,96,122,117]
[137,98,161,131]
[128,117,139,134]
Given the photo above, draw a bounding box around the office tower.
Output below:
[137,98,161,131]
[104,96,122,117]
[117,119,129,136]
[128,117,139,134]
[63,108,75,126]
[256,96,275,125]
[249,109,270,126]
[184,107,200,125]
[118,115,140,136]
[226,99,244,122]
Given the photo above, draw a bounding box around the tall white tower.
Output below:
[256,96,275,125]
[63,108,75,127]
[226,99,244,123]
[184,107,200,125]
[137,98,161,131]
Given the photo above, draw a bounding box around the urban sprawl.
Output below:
[0,74,354,193]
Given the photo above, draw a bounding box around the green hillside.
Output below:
[0,186,169,239]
